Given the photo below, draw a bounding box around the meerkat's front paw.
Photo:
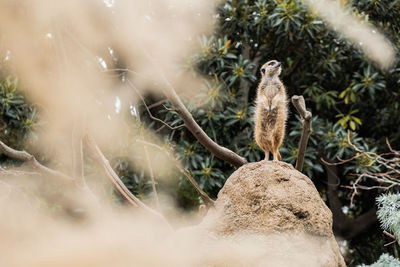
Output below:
[265,106,276,112]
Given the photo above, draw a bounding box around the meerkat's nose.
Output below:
[276,62,281,67]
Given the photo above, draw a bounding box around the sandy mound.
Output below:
[199,160,346,267]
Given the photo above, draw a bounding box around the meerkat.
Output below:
[254,60,288,161]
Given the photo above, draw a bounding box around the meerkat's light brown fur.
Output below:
[254,60,288,161]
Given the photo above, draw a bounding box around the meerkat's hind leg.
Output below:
[264,151,270,161]
[273,150,281,161]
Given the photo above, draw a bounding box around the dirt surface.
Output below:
[200,160,346,267]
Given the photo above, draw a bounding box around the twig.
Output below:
[126,79,184,131]
[136,139,215,207]
[321,154,363,166]
[148,99,168,109]
[83,135,172,229]
[291,95,312,171]
[383,230,396,239]
[326,134,400,196]
[0,140,73,182]
[383,230,398,246]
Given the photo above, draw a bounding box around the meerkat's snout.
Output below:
[269,61,281,67]
[261,60,282,77]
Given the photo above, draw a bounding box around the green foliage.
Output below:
[377,193,400,241]
[0,75,37,149]
[357,253,400,267]
[348,230,398,267]
[350,193,400,266]
[113,158,153,198]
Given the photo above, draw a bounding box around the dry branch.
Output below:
[0,139,98,204]
[160,74,247,168]
[291,95,312,171]
[323,135,400,202]
[383,230,398,246]
[0,140,73,182]
[83,135,172,229]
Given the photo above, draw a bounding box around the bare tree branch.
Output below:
[148,99,168,110]
[83,135,172,229]
[383,230,398,246]
[291,95,312,171]
[0,139,98,204]
[0,140,73,182]
[323,135,400,203]
[160,74,247,168]
[137,139,215,207]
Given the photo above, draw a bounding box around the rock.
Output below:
[200,160,346,267]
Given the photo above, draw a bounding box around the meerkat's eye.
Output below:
[269,61,276,66]
[261,68,266,74]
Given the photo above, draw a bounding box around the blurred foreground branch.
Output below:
[137,139,215,207]
[0,140,73,182]
[83,135,172,229]
[0,138,171,230]
[291,95,312,172]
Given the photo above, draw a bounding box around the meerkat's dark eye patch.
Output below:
[261,68,266,74]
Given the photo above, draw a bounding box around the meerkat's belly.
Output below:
[260,109,278,128]
[255,100,286,142]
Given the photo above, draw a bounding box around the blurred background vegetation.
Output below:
[1,0,400,266]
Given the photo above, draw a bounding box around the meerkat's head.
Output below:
[260,60,281,78]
